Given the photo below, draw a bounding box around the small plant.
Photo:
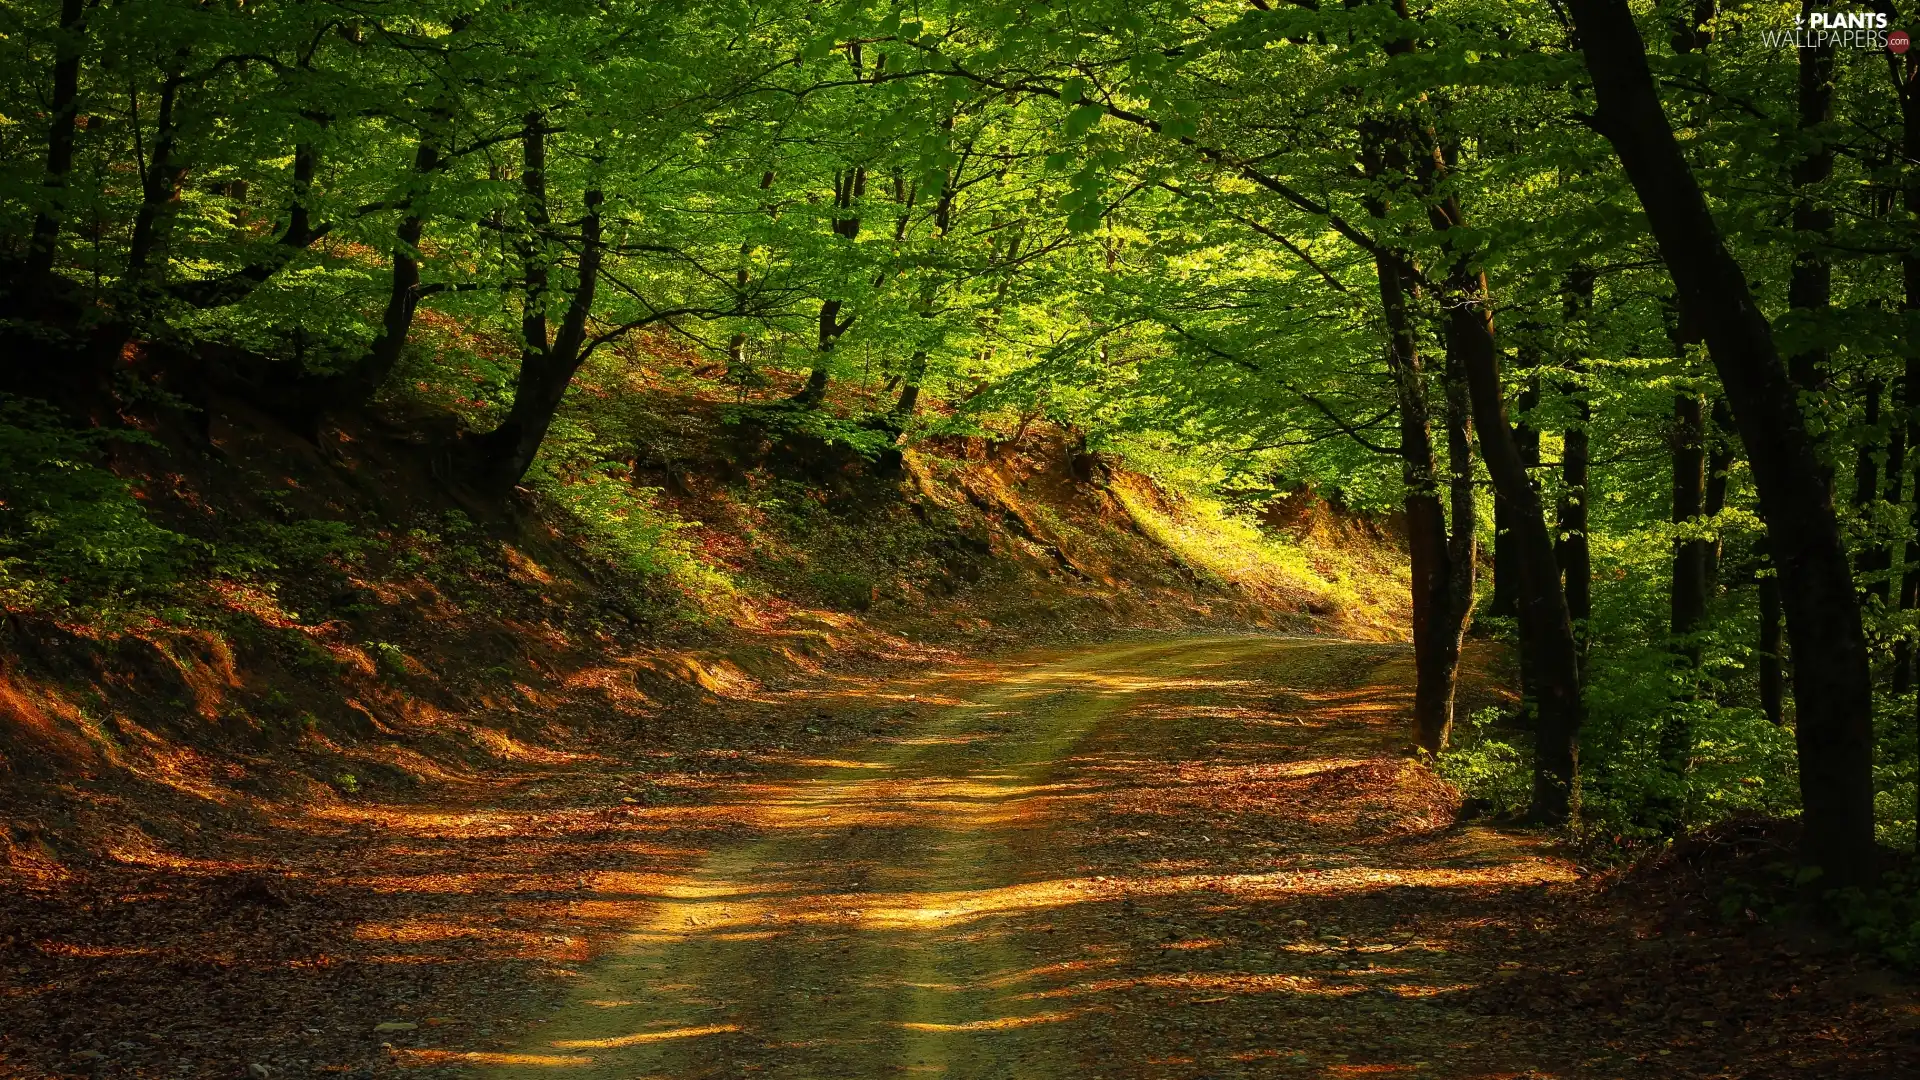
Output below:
[333,771,360,795]
[371,642,410,679]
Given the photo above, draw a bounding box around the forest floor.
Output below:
[7,634,1917,1079]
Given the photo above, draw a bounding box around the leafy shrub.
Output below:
[0,397,191,609]
[807,568,876,611]
[727,403,898,459]
[216,517,370,577]
[1437,707,1533,818]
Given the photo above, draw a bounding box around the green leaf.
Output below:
[1065,103,1104,139]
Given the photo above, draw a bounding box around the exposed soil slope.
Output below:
[1,390,1402,880]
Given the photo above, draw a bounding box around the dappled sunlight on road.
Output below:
[433,637,1583,1079]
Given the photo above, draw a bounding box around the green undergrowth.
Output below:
[0,397,192,613]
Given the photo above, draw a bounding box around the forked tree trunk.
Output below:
[124,63,190,288]
[467,187,603,495]
[1566,0,1876,882]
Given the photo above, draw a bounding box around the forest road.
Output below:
[482,635,1578,1079]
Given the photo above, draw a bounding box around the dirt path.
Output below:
[10,635,1911,1079]
[455,636,1582,1078]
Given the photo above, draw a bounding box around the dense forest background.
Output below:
[5,0,1920,955]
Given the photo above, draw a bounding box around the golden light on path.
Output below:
[551,1023,741,1049]
[897,1010,1082,1033]
[468,637,1581,1080]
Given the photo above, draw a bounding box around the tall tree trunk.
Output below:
[1893,27,1920,844]
[1662,390,1709,828]
[1672,391,1710,674]
[1412,122,1582,820]
[1442,312,1480,736]
[1362,127,1474,757]
[1443,264,1583,823]
[1567,0,1877,882]
[726,171,776,392]
[1493,498,1520,619]
[22,0,88,292]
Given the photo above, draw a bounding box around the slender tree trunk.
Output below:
[124,65,190,287]
[895,351,927,415]
[796,167,863,407]
[1443,265,1583,822]
[1442,314,1480,736]
[1410,123,1582,820]
[358,124,442,395]
[1567,0,1877,882]
[516,111,551,364]
[1788,14,1836,401]
[726,171,775,391]
[1518,372,1543,704]
[1559,271,1594,668]
[1855,380,1890,609]
[1704,396,1735,589]
[1493,498,1520,619]
[1760,567,1787,727]
[1662,390,1709,828]
[1890,368,1913,693]
[1672,393,1709,672]
[22,0,88,291]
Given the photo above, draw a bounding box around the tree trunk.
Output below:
[1444,269,1583,822]
[1661,390,1709,829]
[1787,14,1836,400]
[1566,0,1876,882]
[1362,127,1473,757]
[1760,567,1786,728]
[1559,271,1594,666]
[1672,393,1709,671]
[895,351,927,416]
[1704,396,1735,589]
[1493,498,1520,619]
[1442,311,1479,736]
[357,125,442,396]
[796,167,864,407]
[22,0,88,291]
[1855,380,1889,608]
[124,65,190,288]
